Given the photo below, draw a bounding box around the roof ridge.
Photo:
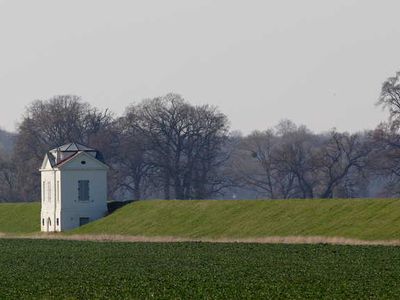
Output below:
[55,151,80,167]
[51,142,95,152]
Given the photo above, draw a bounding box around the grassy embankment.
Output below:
[73,199,400,240]
[1,199,400,240]
[0,202,39,234]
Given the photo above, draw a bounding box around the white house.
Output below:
[39,142,109,232]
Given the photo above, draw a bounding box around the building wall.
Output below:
[40,169,61,232]
[59,169,108,231]
[40,152,108,232]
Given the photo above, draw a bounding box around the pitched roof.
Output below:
[56,151,109,170]
[41,142,106,171]
[54,151,80,167]
[51,142,94,152]
[40,152,56,169]
[47,152,56,167]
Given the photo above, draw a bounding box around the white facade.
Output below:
[39,143,108,232]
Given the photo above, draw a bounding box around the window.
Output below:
[56,181,60,203]
[42,182,45,202]
[42,218,44,226]
[47,182,51,202]
[78,180,90,201]
[79,217,90,226]
[56,218,59,226]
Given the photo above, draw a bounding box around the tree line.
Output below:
[2,72,400,202]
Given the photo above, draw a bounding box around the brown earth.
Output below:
[1,233,400,246]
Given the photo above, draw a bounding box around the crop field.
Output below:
[1,239,400,299]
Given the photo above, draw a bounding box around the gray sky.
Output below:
[0,0,399,133]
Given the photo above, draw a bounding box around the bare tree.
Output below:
[316,131,371,198]
[13,95,115,201]
[229,130,296,199]
[112,107,154,200]
[130,93,229,199]
[377,71,400,125]
[273,123,318,199]
[370,71,400,195]
[0,150,18,202]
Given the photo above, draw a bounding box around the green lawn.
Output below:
[74,199,400,240]
[2,199,400,241]
[1,239,400,299]
[0,202,39,233]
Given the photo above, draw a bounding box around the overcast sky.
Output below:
[0,0,399,133]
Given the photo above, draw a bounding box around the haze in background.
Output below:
[0,0,398,133]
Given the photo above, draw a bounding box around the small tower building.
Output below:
[39,142,108,232]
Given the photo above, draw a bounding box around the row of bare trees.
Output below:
[2,71,400,201]
[228,122,372,199]
[0,93,229,201]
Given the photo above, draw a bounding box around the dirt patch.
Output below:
[1,233,400,246]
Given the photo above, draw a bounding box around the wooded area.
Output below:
[2,72,400,202]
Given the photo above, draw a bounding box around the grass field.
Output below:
[0,202,39,233]
[2,199,400,241]
[1,239,400,299]
[73,199,400,241]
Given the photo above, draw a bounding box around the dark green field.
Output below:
[1,239,400,299]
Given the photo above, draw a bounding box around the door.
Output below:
[46,218,51,232]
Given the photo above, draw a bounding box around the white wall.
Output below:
[59,169,107,231]
[40,169,61,232]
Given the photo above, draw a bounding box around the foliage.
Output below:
[1,239,400,299]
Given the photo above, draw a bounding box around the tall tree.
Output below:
[131,93,229,199]
[273,123,318,199]
[113,107,153,200]
[229,130,296,199]
[377,71,400,126]
[316,131,370,198]
[14,95,115,201]
[371,71,400,195]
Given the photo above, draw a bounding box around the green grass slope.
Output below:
[74,199,400,240]
[0,203,39,233]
